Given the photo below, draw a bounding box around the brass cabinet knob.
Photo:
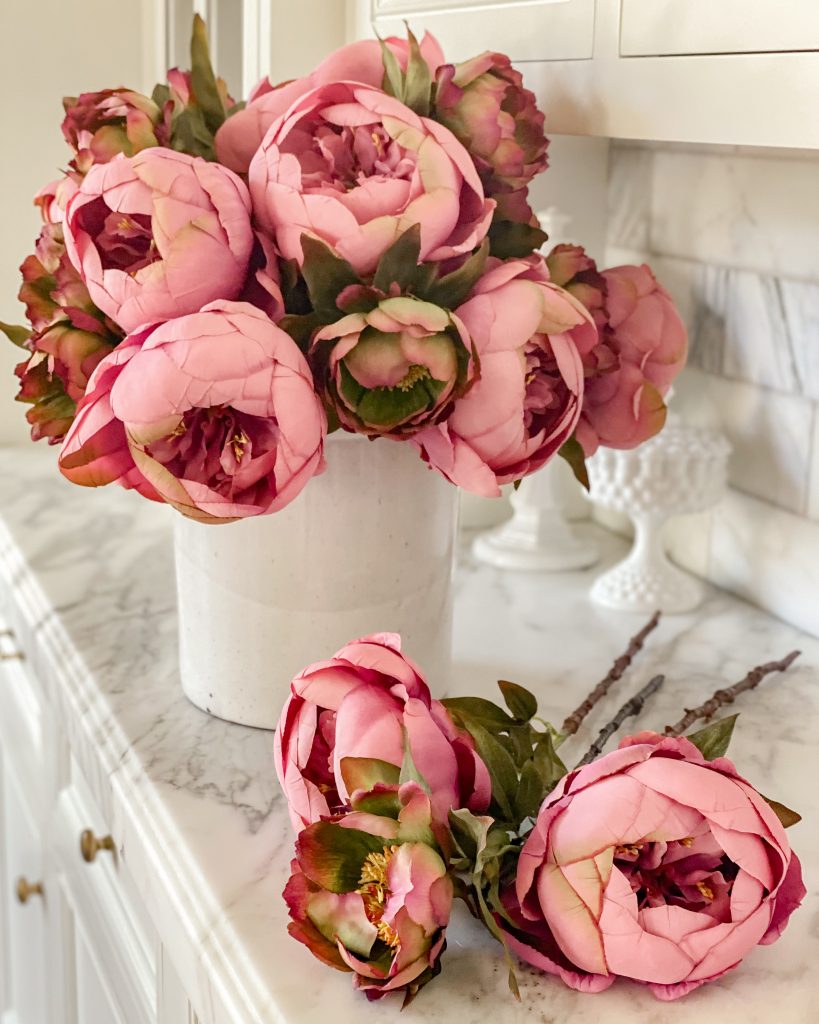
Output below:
[80,829,115,863]
[16,876,43,904]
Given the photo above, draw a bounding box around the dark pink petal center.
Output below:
[284,122,417,192]
[78,198,160,274]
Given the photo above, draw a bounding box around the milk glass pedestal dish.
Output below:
[174,433,458,728]
[588,420,730,614]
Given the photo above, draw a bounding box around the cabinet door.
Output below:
[0,756,47,1024]
[621,0,819,56]
[369,0,595,63]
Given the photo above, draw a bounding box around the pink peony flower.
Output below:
[62,149,254,333]
[434,52,549,224]
[248,82,494,275]
[285,781,452,1002]
[503,733,805,1000]
[274,633,491,833]
[215,33,444,174]
[311,296,476,438]
[413,256,597,496]
[61,88,167,174]
[547,246,688,456]
[58,301,326,521]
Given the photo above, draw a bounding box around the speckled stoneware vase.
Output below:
[174,433,458,728]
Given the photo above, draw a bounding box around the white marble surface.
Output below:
[0,446,817,1024]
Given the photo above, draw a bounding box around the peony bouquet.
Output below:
[2,18,687,522]
[274,623,805,1005]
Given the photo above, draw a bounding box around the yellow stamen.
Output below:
[696,881,714,901]
[357,845,402,950]
[395,364,431,393]
[117,218,133,232]
[170,421,187,438]
[231,429,250,461]
[680,837,695,848]
[615,843,643,858]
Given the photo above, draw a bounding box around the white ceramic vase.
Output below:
[174,433,458,728]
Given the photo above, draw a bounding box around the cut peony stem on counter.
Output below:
[575,673,666,767]
[560,610,661,738]
[664,649,801,737]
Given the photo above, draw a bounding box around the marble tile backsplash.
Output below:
[603,141,819,636]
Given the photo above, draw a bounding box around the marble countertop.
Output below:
[0,446,816,1024]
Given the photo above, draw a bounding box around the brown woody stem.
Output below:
[664,650,801,737]
[561,611,661,738]
[575,674,666,768]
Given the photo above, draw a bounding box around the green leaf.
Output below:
[497,679,538,723]
[0,322,31,348]
[279,312,323,354]
[515,758,545,822]
[151,83,171,109]
[763,795,802,828]
[399,727,432,793]
[378,34,405,101]
[402,26,432,117]
[687,714,738,760]
[190,13,226,134]
[441,696,514,731]
[300,235,360,317]
[170,106,216,160]
[372,225,422,294]
[559,436,590,491]
[339,757,400,796]
[461,720,518,820]
[533,731,567,794]
[488,219,549,260]
[423,241,489,309]
[296,822,385,893]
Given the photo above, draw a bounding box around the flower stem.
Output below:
[664,650,801,737]
[575,674,666,768]
[560,611,661,739]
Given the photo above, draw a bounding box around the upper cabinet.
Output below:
[365,0,819,149]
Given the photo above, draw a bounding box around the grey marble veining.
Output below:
[0,446,817,1023]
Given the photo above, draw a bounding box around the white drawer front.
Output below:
[52,761,156,1024]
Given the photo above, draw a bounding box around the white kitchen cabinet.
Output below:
[363,0,819,148]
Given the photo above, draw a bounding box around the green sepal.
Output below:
[762,795,802,828]
[169,106,217,160]
[399,726,432,794]
[351,787,402,819]
[372,225,422,294]
[488,219,549,260]
[378,34,405,102]
[190,14,227,134]
[339,757,401,796]
[0,322,31,348]
[300,235,361,318]
[497,679,538,723]
[686,714,738,760]
[514,758,545,822]
[296,821,386,893]
[559,436,590,491]
[402,26,432,117]
[151,83,171,109]
[422,241,488,310]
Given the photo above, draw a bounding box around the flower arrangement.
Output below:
[274,626,806,1003]
[2,19,688,522]
[275,623,805,1005]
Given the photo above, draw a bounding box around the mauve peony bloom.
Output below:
[248,82,494,275]
[9,179,122,444]
[434,52,548,223]
[503,733,805,1000]
[58,301,326,521]
[215,33,444,174]
[63,149,254,333]
[61,88,167,174]
[413,256,597,496]
[312,297,475,437]
[285,780,452,1002]
[547,245,688,456]
[274,633,491,833]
